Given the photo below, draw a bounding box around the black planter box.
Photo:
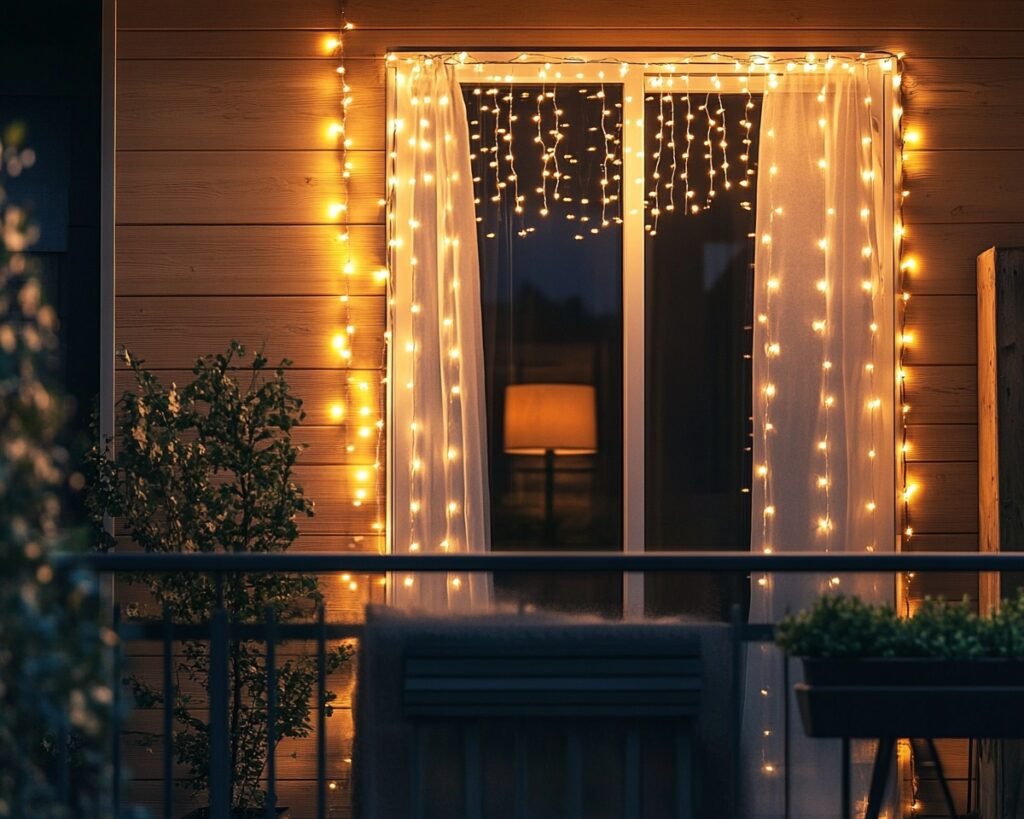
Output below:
[796,658,1024,738]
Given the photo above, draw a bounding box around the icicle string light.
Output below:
[389,52,898,239]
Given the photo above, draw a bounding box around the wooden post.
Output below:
[977,247,1024,613]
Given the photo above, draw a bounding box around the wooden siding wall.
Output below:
[114,0,1024,815]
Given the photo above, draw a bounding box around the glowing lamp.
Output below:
[503,383,597,455]
[504,383,597,543]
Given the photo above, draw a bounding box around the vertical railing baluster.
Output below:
[411,726,424,819]
[209,604,230,819]
[112,604,122,819]
[163,606,174,819]
[624,728,640,819]
[463,723,482,819]
[565,728,583,819]
[265,606,278,819]
[513,726,528,819]
[674,730,693,819]
[316,604,327,819]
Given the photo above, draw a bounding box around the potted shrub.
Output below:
[87,342,352,817]
[777,593,1024,739]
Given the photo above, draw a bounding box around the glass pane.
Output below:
[464,82,624,616]
[643,90,761,619]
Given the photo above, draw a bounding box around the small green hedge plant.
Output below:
[777,593,1024,660]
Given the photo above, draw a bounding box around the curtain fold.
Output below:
[745,62,895,818]
[391,60,492,611]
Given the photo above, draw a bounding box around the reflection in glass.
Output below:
[644,92,760,619]
[465,83,624,616]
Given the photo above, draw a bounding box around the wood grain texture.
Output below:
[904,366,976,424]
[905,462,978,533]
[114,367,384,430]
[906,224,1024,296]
[107,463,382,535]
[117,0,342,30]
[344,28,1024,59]
[977,249,999,608]
[295,465,384,534]
[905,424,977,462]
[116,59,383,151]
[115,150,383,225]
[344,0,1024,30]
[117,30,342,59]
[904,533,978,551]
[903,295,976,366]
[122,719,353,782]
[115,296,384,370]
[904,150,1024,225]
[117,225,386,296]
[903,59,1024,150]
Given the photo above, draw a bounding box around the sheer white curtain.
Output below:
[391,59,492,611]
[745,61,896,818]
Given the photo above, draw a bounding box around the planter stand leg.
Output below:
[865,738,895,819]
[924,738,960,818]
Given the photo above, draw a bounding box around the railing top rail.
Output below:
[54,550,1024,573]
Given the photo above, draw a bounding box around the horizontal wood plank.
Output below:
[905,424,977,462]
[903,295,976,366]
[904,365,976,424]
[904,533,978,551]
[909,574,978,605]
[905,227,1024,296]
[113,424,381,466]
[118,30,342,59]
[117,0,342,30]
[297,464,383,534]
[117,225,385,296]
[108,463,382,535]
[114,367,384,430]
[122,707,354,781]
[115,150,383,225]
[905,462,978,533]
[117,59,383,151]
[115,296,385,370]
[345,28,1024,59]
[344,0,1024,30]
[905,150,1024,225]
[903,59,1024,150]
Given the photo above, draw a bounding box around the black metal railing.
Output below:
[51,550,1024,819]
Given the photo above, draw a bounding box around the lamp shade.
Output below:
[503,383,597,455]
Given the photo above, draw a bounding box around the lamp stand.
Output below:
[544,448,556,544]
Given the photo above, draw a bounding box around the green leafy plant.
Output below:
[777,592,1024,661]
[0,123,111,818]
[776,594,905,659]
[904,596,987,659]
[87,342,351,812]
